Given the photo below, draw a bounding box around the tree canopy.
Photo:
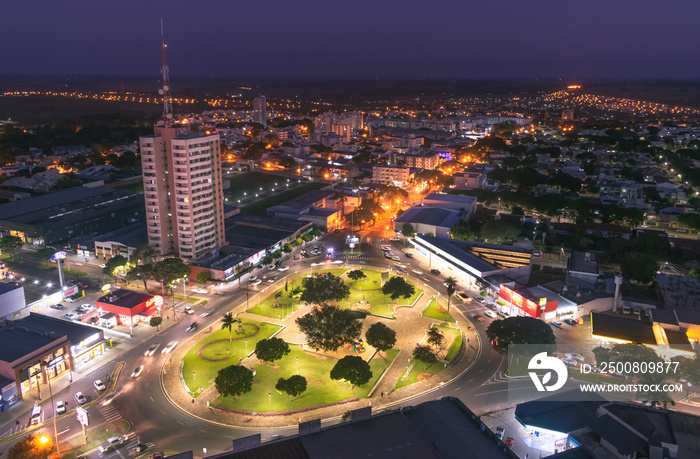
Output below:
[412,344,437,370]
[365,322,396,353]
[620,252,658,284]
[347,269,366,281]
[153,257,191,290]
[276,375,308,400]
[254,337,291,363]
[300,273,350,305]
[381,276,416,301]
[296,305,362,352]
[103,255,128,277]
[330,355,373,388]
[214,365,254,398]
[485,317,556,354]
[0,235,23,260]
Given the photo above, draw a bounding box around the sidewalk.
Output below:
[160,263,481,428]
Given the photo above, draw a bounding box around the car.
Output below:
[504,437,515,449]
[430,269,441,275]
[102,392,118,406]
[486,303,497,310]
[267,278,276,283]
[495,426,505,440]
[301,252,310,258]
[496,311,509,318]
[250,279,262,286]
[551,321,564,329]
[75,392,87,405]
[405,253,413,258]
[191,288,208,294]
[200,310,211,317]
[162,341,178,354]
[50,303,64,310]
[64,312,77,320]
[30,405,42,425]
[81,304,95,312]
[645,308,651,317]
[278,266,289,271]
[76,282,88,289]
[131,365,144,378]
[64,297,76,303]
[56,400,66,415]
[129,443,149,457]
[455,292,469,303]
[381,245,392,251]
[145,343,160,356]
[562,358,578,367]
[94,379,106,391]
[633,307,641,315]
[563,318,578,326]
[99,436,127,453]
[89,316,98,324]
[99,263,107,269]
[184,306,194,315]
[186,322,198,333]
[473,314,484,322]
[566,353,585,362]
[622,305,631,314]
[484,310,497,319]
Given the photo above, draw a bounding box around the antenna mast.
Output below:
[159,16,173,125]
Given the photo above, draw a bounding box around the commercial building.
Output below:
[566,251,599,290]
[96,288,160,329]
[453,171,486,190]
[92,221,148,261]
[267,189,341,230]
[411,235,533,289]
[0,187,145,246]
[0,313,106,410]
[253,95,267,127]
[402,152,441,170]
[498,284,578,320]
[394,207,461,239]
[423,193,477,217]
[0,283,26,320]
[140,126,226,261]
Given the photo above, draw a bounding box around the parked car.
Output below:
[64,312,77,320]
[484,310,497,319]
[186,322,198,333]
[405,253,413,258]
[497,311,509,318]
[50,303,64,310]
[551,321,564,329]
[94,379,106,391]
[566,353,585,362]
[77,282,88,288]
[266,278,276,284]
[191,288,208,294]
[505,437,515,449]
[162,341,178,354]
[75,392,87,404]
[563,318,578,326]
[64,297,76,303]
[131,365,144,378]
[145,343,160,356]
[622,305,631,314]
[184,306,194,315]
[301,252,310,258]
[81,304,95,312]
[99,263,107,269]
[495,426,505,440]
[633,307,641,315]
[56,400,66,415]
[99,436,127,453]
[562,358,578,367]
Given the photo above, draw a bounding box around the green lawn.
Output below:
[224,171,291,201]
[182,321,282,394]
[393,325,460,390]
[56,420,130,459]
[215,347,399,413]
[346,269,422,316]
[240,182,327,215]
[441,326,463,361]
[395,360,444,390]
[64,268,87,276]
[247,290,301,319]
[421,298,456,323]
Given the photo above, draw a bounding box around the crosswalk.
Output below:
[1,421,26,437]
[98,404,123,422]
[340,256,380,261]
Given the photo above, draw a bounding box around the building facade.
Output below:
[372,165,411,186]
[253,95,267,127]
[140,127,226,261]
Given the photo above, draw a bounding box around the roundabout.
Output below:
[160,263,482,428]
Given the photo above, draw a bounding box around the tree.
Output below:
[261,255,273,265]
[621,252,658,284]
[282,243,293,253]
[382,276,416,301]
[103,255,128,278]
[126,263,154,290]
[279,156,299,172]
[133,244,157,264]
[214,365,254,398]
[427,327,445,355]
[481,221,521,244]
[300,273,350,305]
[195,271,211,283]
[412,344,437,370]
[221,312,237,345]
[296,305,362,352]
[149,316,163,331]
[153,257,191,293]
[444,277,457,314]
[294,237,303,246]
[0,235,22,260]
[402,223,415,238]
[254,337,290,363]
[365,322,396,354]
[347,269,366,281]
[485,317,556,354]
[276,375,308,401]
[7,434,53,459]
[330,355,373,388]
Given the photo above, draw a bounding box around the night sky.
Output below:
[2,0,699,79]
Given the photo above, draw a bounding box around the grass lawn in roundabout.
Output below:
[394,324,462,391]
[421,298,456,323]
[214,346,400,414]
[182,320,282,394]
[346,269,422,316]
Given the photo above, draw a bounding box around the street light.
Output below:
[193,371,196,399]
[296,356,299,375]
[268,392,271,411]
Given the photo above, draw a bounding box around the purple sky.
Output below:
[1,0,699,79]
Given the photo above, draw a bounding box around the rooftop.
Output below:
[89,221,148,248]
[568,251,598,274]
[0,282,22,295]
[590,313,656,344]
[268,189,335,211]
[97,289,154,310]
[395,206,460,227]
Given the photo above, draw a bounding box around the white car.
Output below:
[278,266,289,271]
[184,306,194,315]
[192,288,208,294]
[64,297,76,303]
[81,304,95,312]
[250,279,262,286]
[75,392,87,404]
[131,365,144,378]
[99,436,127,453]
[145,343,160,356]
[64,312,77,320]
[99,264,107,269]
[94,379,106,391]
[200,310,211,318]
[267,278,276,284]
[249,275,257,281]
[484,310,497,319]
[381,245,392,251]
[56,400,66,415]
[562,358,578,367]
[162,341,178,354]
[566,353,585,362]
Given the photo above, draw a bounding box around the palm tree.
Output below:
[445,277,457,314]
[221,312,236,345]
[334,190,348,217]
[134,244,157,265]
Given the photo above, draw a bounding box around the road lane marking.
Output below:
[177,421,184,425]
[454,387,461,392]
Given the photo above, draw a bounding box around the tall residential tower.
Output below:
[139,19,226,261]
[253,95,267,126]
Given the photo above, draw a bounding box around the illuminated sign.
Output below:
[154,295,163,307]
[539,298,547,308]
[76,406,89,426]
[50,251,67,261]
[101,284,112,291]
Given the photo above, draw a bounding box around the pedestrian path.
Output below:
[97,404,123,423]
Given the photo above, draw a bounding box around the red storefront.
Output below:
[96,289,162,328]
[498,285,558,319]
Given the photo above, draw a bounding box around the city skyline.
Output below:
[1,0,699,79]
